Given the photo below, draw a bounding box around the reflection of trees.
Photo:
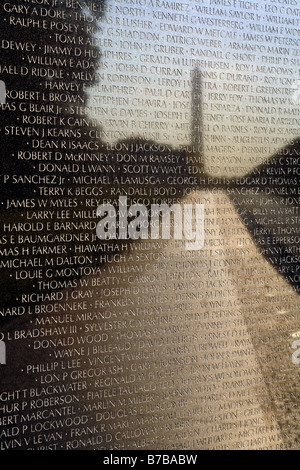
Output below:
[1,0,300,303]
[229,140,300,294]
[1,0,300,311]
[0,0,206,311]
[0,0,300,452]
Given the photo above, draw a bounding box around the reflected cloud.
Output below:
[87,0,300,176]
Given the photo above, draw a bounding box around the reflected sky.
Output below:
[85,0,300,176]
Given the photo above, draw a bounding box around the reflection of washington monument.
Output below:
[191,67,204,172]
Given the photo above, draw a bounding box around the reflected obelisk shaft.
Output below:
[191,67,204,172]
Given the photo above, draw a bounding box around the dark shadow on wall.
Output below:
[0,0,299,313]
[228,139,300,294]
[0,0,300,452]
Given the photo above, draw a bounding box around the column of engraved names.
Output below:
[0,0,116,451]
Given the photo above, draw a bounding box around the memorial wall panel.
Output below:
[0,0,300,451]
